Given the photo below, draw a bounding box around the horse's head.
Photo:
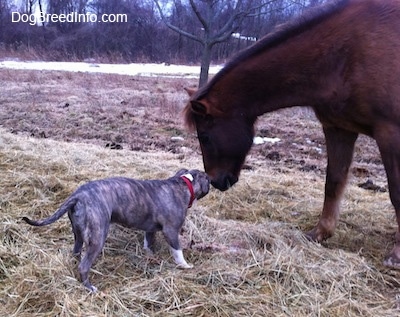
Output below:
[184,89,255,191]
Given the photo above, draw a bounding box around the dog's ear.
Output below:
[175,169,189,177]
[190,170,210,198]
[201,173,210,194]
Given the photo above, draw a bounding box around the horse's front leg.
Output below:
[375,124,400,268]
[306,127,358,242]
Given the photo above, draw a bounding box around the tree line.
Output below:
[0,0,326,65]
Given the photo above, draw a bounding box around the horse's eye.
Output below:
[198,134,210,145]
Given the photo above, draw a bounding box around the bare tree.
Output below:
[155,0,274,87]
[155,0,329,87]
[47,0,89,32]
[0,0,326,65]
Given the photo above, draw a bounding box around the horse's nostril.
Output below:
[211,180,228,191]
[211,180,224,191]
[227,174,238,188]
[210,174,238,191]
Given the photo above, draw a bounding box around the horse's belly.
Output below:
[313,106,373,136]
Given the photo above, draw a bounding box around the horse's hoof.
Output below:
[305,227,332,243]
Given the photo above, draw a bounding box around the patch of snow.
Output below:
[171,136,184,142]
[0,60,223,78]
[231,33,257,42]
[313,147,323,154]
[253,136,281,145]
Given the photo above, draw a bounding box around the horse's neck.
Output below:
[216,25,348,118]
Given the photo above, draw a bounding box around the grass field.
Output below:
[1,68,399,316]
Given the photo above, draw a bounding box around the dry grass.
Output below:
[1,69,400,316]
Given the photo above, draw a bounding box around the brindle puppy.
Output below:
[22,169,210,292]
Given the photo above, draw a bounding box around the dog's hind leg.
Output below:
[68,206,84,257]
[78,225,109,292]
[72,234,84,258]
[162,227,193,269]
[78,240,105,292]
[71,224,84,258]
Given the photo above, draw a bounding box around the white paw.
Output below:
[177,262,194,269]
[87,285,98,293]
[170,247,193,269]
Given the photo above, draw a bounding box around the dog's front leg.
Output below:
[163,227,193,269]
[144,232,156,255]
[170,247,193,269]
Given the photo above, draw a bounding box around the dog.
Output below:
[22,169,210,292]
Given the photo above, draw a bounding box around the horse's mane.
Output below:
[184,0,350,130]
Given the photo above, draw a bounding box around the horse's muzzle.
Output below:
[211,174,238,191]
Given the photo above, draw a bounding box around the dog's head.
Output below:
[175,169,210,200]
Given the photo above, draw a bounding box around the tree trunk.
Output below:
[199,43,213,87]
[38,0,45,28]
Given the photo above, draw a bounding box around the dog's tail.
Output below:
[22,197,78,226]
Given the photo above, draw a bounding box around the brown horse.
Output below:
[184,0,400,268]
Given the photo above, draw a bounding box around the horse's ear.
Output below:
[184,87,197,97]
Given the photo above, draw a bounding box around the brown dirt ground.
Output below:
[0,68,386,187]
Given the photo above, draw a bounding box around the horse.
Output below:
[183,0,400,268]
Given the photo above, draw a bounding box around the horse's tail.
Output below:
[22,196,78,226]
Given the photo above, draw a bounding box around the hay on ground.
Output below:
[1,128,400,316]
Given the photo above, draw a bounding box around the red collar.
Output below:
[180,175,195,208]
